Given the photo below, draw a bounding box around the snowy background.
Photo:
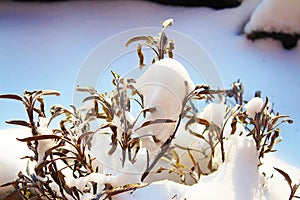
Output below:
[0,0,299,190]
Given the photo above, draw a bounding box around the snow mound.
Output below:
[185,135,264,200]
[118,135,300,200]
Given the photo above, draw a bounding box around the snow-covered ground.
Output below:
[0,0,300,199]
[1,127,299,199]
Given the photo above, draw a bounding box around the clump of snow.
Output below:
[134,58,195,152]
[36,118,56,165]
[244,97,263,119]
[66,172,112,193]
[36,131,55,164]
[199,102,227,127]
[244,0,300,34]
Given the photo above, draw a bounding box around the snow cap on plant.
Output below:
[244,97,263,118]
[134,58,195,151]
[198,102,227,127]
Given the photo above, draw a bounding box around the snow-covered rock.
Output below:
[245,0,300,34]
[245,0,300,49]
[149,0,243,9]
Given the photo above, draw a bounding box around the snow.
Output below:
[117,135,300,200]
[244,97,263,119]
[36,126,56,165]
[134,58,194,151]
[0,128,32,198]
[1,128,299,199]
[0,128,31,184]
[185,135,264,200]
[245,0,300,34]
[1,0,300,167]
[66,172,111,193]
[0,0,300,199]
[198,103,227,127]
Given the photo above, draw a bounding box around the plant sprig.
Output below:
[126,18,175,68]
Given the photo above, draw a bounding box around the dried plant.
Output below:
[126,18,175,68]
[79,71,176,168]
[221,80,293,163]
[156,147,204,184]
[0,90,148,199]
[244,98,293,161]
[155,80,293,184]
[0,19,297,200]
[141,84,212,181]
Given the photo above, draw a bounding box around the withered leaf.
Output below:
[5,120,31,128]
[195,117,210,127]
[194,84,210,91]
[17,134,61,142]
[107,124,118,155]
[111,70,120,80]
[161,18,173,29]
[274,167,292,189]
[0,94,23,101]
[172,149,180,164]
[156,167,167,173]
[41,90,60,96]
[137,43,146,69]
[135,119,176,131]
[230,117,237,135]
[104,183,149,197]
[76,86,98,94]
[77,131,95,147]
[125,36,152,47]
